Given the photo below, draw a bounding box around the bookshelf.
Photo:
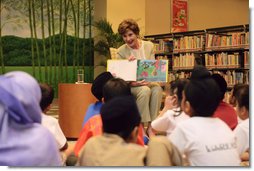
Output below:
[145,33,174,72]
[144,24,249,87]
[204,25,249,87]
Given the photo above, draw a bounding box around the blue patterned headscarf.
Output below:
[0,71,61,166]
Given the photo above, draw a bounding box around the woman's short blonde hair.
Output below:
[118,18,140,36]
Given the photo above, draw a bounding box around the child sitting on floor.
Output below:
[73,77,144,157]
[81,72,113,127]
[40,83,68,152]
[151,78,190,139]
[77,96,146,166]
[169,66,241,166]
[212,73,238,130]
[40,83,70,164]
[233,84,249,165]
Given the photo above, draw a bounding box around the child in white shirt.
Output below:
[233,84,249,163]
[40,83,68,151]
[169,66,241,166]
[151,79,190,139]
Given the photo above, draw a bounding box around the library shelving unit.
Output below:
[204,25,249,88]
[171,30,206,81]
[144,24,249,87]
[144,33,174,67]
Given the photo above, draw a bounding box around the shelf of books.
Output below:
[205,25,249,87]
[144,24,249,87]
[172,30,205,53]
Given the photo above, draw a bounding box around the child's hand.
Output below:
[164,95,177,110]
[241,149,249,161]
[157,95,177,118]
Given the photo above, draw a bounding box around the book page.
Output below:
[137,60,168,82]
[107,60,137,81]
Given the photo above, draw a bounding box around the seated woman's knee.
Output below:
[151,85,163,95]
[139,86,151,96]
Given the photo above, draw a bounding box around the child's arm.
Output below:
[240,148,249,161]
[157,95,176,118]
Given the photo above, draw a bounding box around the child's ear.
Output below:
[102,97,105,103]
[44,104,51,113]
[184,101,193,117]
[172,95,178,107]
[239,106,248,120]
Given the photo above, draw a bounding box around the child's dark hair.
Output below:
[39,83,54,111]
[91,72,113,101]
[168,78,189,106]
[230,83,245,106]
[184,66,220,117]
[100,96,141,140]
[103,78,131,102]
[235,84,249,111]
[211,73,227,100]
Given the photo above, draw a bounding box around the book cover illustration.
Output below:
[137,60,168,82]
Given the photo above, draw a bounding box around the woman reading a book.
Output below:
[116,18,163,138]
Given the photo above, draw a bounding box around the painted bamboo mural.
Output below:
[46,0,52,84]
[63,0,69,83]
[70,0,77,83]
[76,0,80,70]
[28,0,35,76]
[31,0,42,81]
[0,0,94,96]
[40,0,48,83]
[82,0,86,73]
[0,0,28,74]
[50,0,57,88]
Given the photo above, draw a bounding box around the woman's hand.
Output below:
[130,80,148,87]
[128,55,136,61]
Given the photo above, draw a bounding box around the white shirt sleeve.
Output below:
[234,122,249,155]
[42,114,67,150]
[169,126,187,155]
[151,110,176,132]
[52,119,67,149]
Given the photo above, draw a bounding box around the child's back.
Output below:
[169,66,240,166]
[79,134,146,166]
[78,96,146,166]
[170,117,240,166]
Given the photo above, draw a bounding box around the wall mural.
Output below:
[0,0,94,95]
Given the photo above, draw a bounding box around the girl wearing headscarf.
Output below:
[0,71,61,166]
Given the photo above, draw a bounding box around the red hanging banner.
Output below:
[171,0,188,32]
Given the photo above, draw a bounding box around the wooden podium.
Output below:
[58,83,97,139]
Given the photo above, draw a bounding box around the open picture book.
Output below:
[107,59,168,82]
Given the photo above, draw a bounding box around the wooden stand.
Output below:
[58,83,97,139]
